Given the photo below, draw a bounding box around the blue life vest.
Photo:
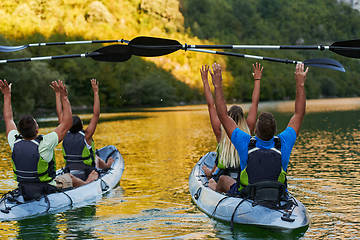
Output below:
[11,135,56,183]
[237,136,287,191]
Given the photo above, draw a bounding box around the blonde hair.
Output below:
[217,105,250,168]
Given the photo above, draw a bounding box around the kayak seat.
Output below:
[231,181,293,210]
[18,182,57,201]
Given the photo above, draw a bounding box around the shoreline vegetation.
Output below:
[0,0,359,117]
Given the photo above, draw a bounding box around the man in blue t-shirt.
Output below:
[209,63,309,194]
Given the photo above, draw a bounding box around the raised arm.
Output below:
[210,63,238,139]
[85,79,100,144]
[0,79,17,136]
[50,80,63,124]
[287,63,308,136]
[246,62,263,134]
[201,65,221,143]
[53,80,73,143]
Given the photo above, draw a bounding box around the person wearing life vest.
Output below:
[200,63,262,189]
[52,79,114,181]
[209,63,308,194]
[0,80,78,200]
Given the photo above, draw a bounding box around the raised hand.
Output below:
[0,79,12,96]
[209,63,223,88]
[91,78,99,94]
[252,62,264,80]
[200,65,210,83]
[50,80,60,93]
[57,79,68,97]
[295,63,309,86]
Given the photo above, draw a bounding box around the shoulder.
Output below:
[7,130,19,150]
[231,128,251,145]
[40,132,59,147]
[278,127,297,146]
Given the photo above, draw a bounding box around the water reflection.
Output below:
[0,98,358,239]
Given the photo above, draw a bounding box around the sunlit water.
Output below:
[0,98,359,239]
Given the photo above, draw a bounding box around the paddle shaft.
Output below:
[0,52,99,64]
[184,48,302,64]
[185,44,360,51]
[27,39,125,47]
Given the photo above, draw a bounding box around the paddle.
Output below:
[0,43,345,72]
[0,44,133,64]
[0,39,127,53]
[2,36,359,59]
[127,37,345,72]
[128,36,360,59]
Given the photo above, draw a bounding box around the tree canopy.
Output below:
[0,0,359,115]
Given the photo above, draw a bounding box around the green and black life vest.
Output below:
[11,135,56,183]
[213,144,239,182]
[62,130,96,180]
[237,136,287,191]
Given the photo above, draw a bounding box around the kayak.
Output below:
[0,145,125,220]
[189,151,310,232]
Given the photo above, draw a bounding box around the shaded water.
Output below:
[0,98,359,239]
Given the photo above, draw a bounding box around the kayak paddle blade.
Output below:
[0,45,29,53]
[303,58,345,72]
[129,36,181,57]
[89,44,133,62]
[330,39,360,58]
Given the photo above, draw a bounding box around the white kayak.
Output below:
[0,145,125,220]
[189,151,310,232]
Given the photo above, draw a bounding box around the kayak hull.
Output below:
[189,152,310,232]
[0,145,125,220]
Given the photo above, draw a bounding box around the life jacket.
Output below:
[62,130,96,181]
[213,145,239,182]
[237,136,287,191]
[11,135,56,183]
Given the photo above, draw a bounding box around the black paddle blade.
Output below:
[129,36,181,57]
[330,39,360,58]
[89,44,133,62]
[303,58,345,72]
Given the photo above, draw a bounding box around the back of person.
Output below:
[62,130,96,181]
[237,136,287,191]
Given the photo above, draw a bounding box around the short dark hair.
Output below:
[18,115,37,138]
[256,112,277,141]
[69,115,83,133]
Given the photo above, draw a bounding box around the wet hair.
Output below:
[69,116,83,133]
[256,112,277,141]
[218,105,250,168]
[18,115,37,138]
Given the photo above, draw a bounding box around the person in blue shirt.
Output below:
[209,62,308,194]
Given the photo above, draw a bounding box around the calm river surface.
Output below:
[0,98,359,239]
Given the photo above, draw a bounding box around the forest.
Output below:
[0,0,359,116]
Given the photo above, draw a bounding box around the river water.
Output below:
[0,98,359,239]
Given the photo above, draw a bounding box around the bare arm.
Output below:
[0,80,17,136]
[210,63,238,139]
[50,80,63,124]
[246,63,263,134]
[201,65,221,143]
[85,79,100,145]
[287,63,308,136]
[53,80,73,143]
